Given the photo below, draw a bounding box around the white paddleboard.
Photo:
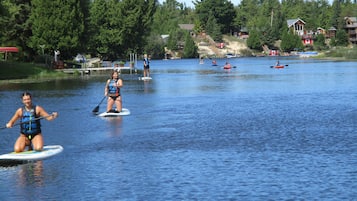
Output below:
[0,145,63,161]
[139,77,152,81]
[98,108,130,117]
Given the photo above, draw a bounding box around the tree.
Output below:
[183,32,198,58]
[119,0,156,56]
[334,29,349,46]
[280,28,303,52]
[29,0,85,60]
[144,33,166,59]
[235,0,260,30]
[246,30,262,50]
[205,12,222,41]
[314,34,327,50]
[1,0,33,61]
[195,0,236,34]
[89,0,156,60]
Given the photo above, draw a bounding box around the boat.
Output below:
[273,65,284,69]
[223,63,232,69]
[225,53,237,58]
[298,51,318,58]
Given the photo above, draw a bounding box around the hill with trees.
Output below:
[0,0,356,64]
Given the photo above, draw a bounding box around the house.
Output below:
[238,27,249,39]
[178,24,195,37]
[316,27,325,35]
[344,17,357,44]
[327,27,337,38]
[287,18,306,36]
[287,18,314,46]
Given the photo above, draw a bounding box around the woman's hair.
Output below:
[111,71,118,79]
[22,92,32,98]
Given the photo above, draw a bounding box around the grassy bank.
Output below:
[0,61,71,81]
[322,46,357,60]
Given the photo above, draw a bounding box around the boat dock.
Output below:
[58,66,141,76]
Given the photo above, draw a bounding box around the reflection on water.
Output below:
[17,161,44,187]
[104,117,123,137]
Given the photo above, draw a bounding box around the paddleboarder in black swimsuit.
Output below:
[6,92,58,153]
[105,71,123,113]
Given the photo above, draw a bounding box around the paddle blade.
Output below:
[92,106,99,113]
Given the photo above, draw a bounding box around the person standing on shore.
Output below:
[6,92,58,152]
[105,71,123,113]
[143,54,150,77]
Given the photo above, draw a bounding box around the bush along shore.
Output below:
[0,61,76,83]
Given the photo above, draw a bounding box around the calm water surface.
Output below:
[0,57,356,200]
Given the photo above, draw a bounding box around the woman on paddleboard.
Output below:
[143,54,150,77]
[105,70,123,113]
[6,92,58,153]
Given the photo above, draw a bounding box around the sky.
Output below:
[158,0,241,8]
[158,0,335,8]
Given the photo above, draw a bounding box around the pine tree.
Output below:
[28,0,85,59]
[183,32,198,58]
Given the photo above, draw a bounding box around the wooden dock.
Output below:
[58,66,141,75]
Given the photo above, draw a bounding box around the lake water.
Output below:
[0,57,356,200]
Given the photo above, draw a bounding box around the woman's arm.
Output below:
[104,79,109,96]
[6,108,22,128]
[117,79,123,88]
[36,105,58,121]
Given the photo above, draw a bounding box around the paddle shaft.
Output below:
[92,96,106,113]
[1,115,51,130]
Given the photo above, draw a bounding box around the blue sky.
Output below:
[158,0,334,8]
[158,0,240,8]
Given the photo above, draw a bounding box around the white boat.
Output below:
[298,51,318,58]
[225,53,238,58]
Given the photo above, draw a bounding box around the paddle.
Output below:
[92,96,106,113]
[0,115,52,130]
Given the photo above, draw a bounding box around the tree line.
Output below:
[0,0,356,62]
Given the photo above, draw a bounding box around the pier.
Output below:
[58,66,141,76]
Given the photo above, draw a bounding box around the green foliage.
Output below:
[144,33,166,59]
[1,0,33,61]
[280,29,303,52]
[167,29,180,51]
[324,46,357,59]
[0,61,67,80]
[88,0,156,60]
[334,29,349,46]
[183,32,198,58]
[195,0,236,34]
[28,0,85,59]
[205,13,222,42]
[0,0,355,62]
[314,34,327,50]
[151,0,193,35]
[246,30,262,50]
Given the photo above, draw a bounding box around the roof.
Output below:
[287,18,306,28]
[161,34,169,39]
[328,27,337,31]
[344,17,357,23]
[344,17,357,27]
[178,24,194,30]
[0,47,19,53]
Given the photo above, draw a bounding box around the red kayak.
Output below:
[223,64,232,69]
[274,65,284,69]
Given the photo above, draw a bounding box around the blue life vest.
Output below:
[20,106,41,136]
[108,79,120,96]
